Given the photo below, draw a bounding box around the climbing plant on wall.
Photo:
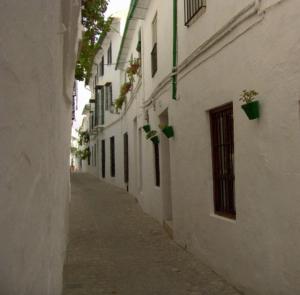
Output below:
[75,0,112,85]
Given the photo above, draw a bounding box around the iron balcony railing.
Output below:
[184,0,206,26]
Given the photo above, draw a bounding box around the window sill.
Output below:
[210,213,237,224]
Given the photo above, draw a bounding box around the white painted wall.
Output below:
[82,0,300,294]
[0,0,80,294]
[174,1,300,294]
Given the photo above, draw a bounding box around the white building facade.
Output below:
[83,0,300,293]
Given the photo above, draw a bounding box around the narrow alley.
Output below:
[63,173,239,295]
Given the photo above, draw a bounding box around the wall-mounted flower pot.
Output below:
[150,136,159,144]
[162,126,174,138]
[241,101,260,120]
[143,124,151,133]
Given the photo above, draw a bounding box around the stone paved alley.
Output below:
[63,173,240,295]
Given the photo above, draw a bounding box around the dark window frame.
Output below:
[153,141,160,187]
[101,140,105,178]
[151,43,157,77]
[123,133,129,183]
[110,136,115,177]
[209,102,236,219]
[107,42,112,65]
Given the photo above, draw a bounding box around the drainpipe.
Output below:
[172,0,177,100]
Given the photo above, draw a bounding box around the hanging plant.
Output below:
[114,82,132,111]
[159,124,174,138]
[239,89,260,120]
[126,58,140,83]
[146,130,160,144]
[143,124,151,133]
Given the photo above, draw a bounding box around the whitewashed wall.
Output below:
[84,0,300,294]
[0,0,81,294]
[174,0,300,294]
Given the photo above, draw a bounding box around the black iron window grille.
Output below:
[153,141,160,187]
[110,136,115,177]
[124,133,129,183]
[100,86,105,125]
[101,140,105,178]
[210,103,236,219]
[99,56,104,76]
[151,43,157,77]
[184,0,206,26]
[107,42,112,65]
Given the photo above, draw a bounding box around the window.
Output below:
[151,13,158,77]
[99,56,104,76]
[184,0,206,26]
[210,103,236,219]
[94,143,97,166]
[124,133,129,183]
[101,140,105,178]
[95,87,101,126]
[107,42,112,65]
[105,83,112,111]
[88,147,91,166]
[100,86,105,125]
[153,141,160,186]
[136,28,141,53]
[110,136,115,177]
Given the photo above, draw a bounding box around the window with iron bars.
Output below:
[107,42,112,65]
[110,136,115,177]
[184,0,206,26]
[99,56,104,76]
[105,83,112,111]
[210,103,236,219]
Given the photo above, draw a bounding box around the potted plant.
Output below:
[143,124,151,133]
[239,89,260,120]
[126,58,140,83]
[114,82,132,111]
[146,130,159,144]
[159,124,174,138]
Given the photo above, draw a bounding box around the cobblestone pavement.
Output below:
[63,173,240,295]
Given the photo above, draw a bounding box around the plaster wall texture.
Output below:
[172,0,300,294]
[0,0,80,294]
[84,0,300,293]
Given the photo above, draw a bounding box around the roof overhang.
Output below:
[115,0,150,70]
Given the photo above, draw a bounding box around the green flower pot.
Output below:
[143,124,151,133]
[162,126,174,138]
[241,101,260,120]
[150,136,159,144]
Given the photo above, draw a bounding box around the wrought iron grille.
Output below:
[124,133,129,183]
[210,103,236,219]
[151,43,157,77]
[101,140,105,178]
[110,136,115,177]
[154,141,160,187]
[184,0,206,26]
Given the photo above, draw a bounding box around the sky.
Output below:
[71,0,131,139]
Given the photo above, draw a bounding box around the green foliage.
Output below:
[70,146,78,155]
[239,89,259,104]
[114,82,132,111]
[126,58,140,83]
[78,130,90,146]
[75,0,112,84]
[114,59,141,111]
[75,147,90,160]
